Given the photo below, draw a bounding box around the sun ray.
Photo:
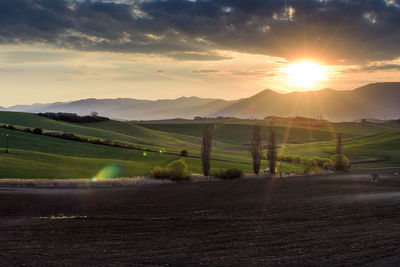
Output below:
[283,61,327,89]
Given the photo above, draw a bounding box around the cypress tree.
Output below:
[201,125,212,176]
[267,130,277,174]
[251,124,262,175]
[336,133,342,154]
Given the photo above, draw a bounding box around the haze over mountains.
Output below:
[3,83,400,121]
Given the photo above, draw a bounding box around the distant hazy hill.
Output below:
[4,82,400,121]
[7,97,236,120]
[213,83,400,121]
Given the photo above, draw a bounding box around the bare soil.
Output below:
[1,169,400,266]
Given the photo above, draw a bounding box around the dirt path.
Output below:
[1,170,400,266]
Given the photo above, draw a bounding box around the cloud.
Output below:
[2,50,78,63]
[340,63,400,73]
[192,69,220,73]
[361,64,400,71]
[1,0,400,63]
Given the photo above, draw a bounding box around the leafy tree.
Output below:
[180,149,188,157]
[201,125,212,176]
[251,123,262,174]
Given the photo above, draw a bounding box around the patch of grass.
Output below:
[1,111,398,178]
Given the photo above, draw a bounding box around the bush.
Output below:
[150,166,169,179]
[332,154,351,171]
[311,156,331,168]
[32,128,43,134]
[151,161,191,181]
[167,160,190,181]
[23,128,32,133]
[6,125,15,130]
[180,150,188,157]
[212,168,243,179]
[322,160,334,170]
[301,158,320,173]
[283,155,294,163]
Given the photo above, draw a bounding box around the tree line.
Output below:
[38,112,110,123]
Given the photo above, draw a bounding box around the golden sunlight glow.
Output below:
[283,61,327,89]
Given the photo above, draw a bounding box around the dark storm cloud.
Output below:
[1,0,400,63]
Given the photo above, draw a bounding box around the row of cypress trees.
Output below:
[200,123,347,176]
[200,124,278,176]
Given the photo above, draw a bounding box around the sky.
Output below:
[1,0,400,106]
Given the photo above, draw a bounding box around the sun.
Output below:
[283,61,327,89]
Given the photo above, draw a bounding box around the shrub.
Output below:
[322,160,334,170]
[23,128,32,133]
[301,158,320,173]
[150,166,169,179]
[6,125,15,130]
[167,160,190,181]
[224,168,243,179]
[212,168,243,179]
[284,155,294,163]
[150,161,190,181]
[332,154,351,171]
[311,156,331,168]
[32,128,43,135]
[277,155,298,163]
[180,149,188,157]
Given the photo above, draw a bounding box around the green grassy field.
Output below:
[0,111,399,179]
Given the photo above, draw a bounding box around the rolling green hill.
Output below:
[0,111,399,179]
[0,127,271,179]
[283,129,400,166]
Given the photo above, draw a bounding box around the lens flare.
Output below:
[91,164,120,181]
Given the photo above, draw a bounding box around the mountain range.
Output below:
[3,82,400,121]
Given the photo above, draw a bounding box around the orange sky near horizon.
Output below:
[0,44,399,107]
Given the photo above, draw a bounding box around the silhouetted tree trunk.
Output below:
[201,125,212,176]
[336,133,342,154]
[251,124,262,175]
[267,130,277,174]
